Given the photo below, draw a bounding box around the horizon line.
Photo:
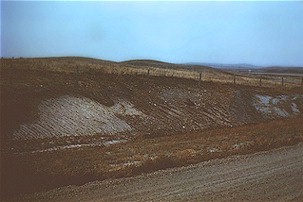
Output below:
[1,55,303,68]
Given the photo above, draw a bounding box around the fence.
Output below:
[102,65,303,88]
[2,58,303,89]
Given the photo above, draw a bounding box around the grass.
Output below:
[2,58,302,88]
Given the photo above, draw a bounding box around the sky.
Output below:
[1,1,303,66]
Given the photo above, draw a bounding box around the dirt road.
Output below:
[20,143,303,201]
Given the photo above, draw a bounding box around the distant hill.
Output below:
[122,60,215,73]
[121,59,189,70]
[121,59,175,66]
[261,67,303,74]
[0,57,227,80]
[2,57,301,76]
[185,63,261,69]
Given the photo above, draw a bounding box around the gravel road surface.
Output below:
[22,144,303,201]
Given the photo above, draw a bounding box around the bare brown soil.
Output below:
[1,58,303,200]
[17,143,303,202]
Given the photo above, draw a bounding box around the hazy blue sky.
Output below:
[1,1,303,66]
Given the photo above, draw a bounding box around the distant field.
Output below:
[2,57,302,88]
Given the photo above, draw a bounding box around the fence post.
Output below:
[147,69,150,76]
[259,77,262,87]
[76,66,80,88]
[281,77,284,87]
[233,74,236,84]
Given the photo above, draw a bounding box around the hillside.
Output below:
[1,57,212,73]
[2,58,302,142]
[1,57,303,198]
[121,59,179,68]
[261,67,303,74]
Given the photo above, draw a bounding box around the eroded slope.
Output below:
[1,68,302,151]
